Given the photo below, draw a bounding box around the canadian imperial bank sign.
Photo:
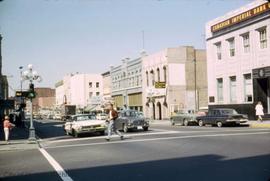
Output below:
[211,2,270,32]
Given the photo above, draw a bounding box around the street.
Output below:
[1,120,270,181]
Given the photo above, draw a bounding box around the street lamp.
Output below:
[21,64,42,143]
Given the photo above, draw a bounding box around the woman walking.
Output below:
[255,101,264,122]
[3,116,14,144]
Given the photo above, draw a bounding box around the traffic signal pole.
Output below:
[28,81,36,143]
[28,95,36,142]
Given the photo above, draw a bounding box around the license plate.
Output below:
[137,126,143,130]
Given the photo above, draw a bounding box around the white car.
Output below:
[64,114,107,137]
[96,113,109,120]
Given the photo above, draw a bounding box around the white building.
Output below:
[142,46,207,120]
[206,0,270,119]
[111,55,143,111]
[55,73,103,109]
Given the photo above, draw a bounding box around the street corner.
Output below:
[249,121,270,129]
[0,140,39,152]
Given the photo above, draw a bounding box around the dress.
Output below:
[255,104,264,116]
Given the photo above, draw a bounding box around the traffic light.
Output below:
[28,83,36,99]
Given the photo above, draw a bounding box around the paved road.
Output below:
[1,119,270,181]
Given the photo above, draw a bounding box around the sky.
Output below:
[0,0,252,96]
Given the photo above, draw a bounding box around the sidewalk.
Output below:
[248,120,270,128]
[0,125,38,151]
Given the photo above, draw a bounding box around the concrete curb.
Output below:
[249,123,270,128]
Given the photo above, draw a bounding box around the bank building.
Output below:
[206,0,270,119]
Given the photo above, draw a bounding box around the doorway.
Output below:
[152,102,156,120]
[157,102,162,120]
[256,78,270,113]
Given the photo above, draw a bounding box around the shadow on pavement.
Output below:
[1,154,270,181]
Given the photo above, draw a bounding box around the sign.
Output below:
[15,91,30,98]
[155,82,166,89]
[211,2,270,32]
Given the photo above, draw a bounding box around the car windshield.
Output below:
[176,110,194,114]
[124,111,138,117]
[220,109,238,115]
[75,115,96,121]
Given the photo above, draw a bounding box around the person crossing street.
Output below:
[106,103,124,141]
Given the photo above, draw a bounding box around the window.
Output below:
[96,82,99,88]
[150,70,155,86]
[89,92,93,98]
[163,66,167,83]
[228,38,235,57]
[89,82,92,88]
[229,76,237,103]
[242,34,250,53]
[96,92,100,96]
[157,68,160,82]
[146,71,149,86]
[217,78,223,102]
[215,42,222,60]
[259,28,267,49]
[244,74,252,102]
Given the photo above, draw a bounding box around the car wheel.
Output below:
[143,127,149,131]
[123,124,129,133]
[198,120,204,127]
[184,119,189,126]
[217,121,223,128]
[99,131,105,135]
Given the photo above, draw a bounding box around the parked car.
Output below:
[170,109,197,126]
[64,114,107,137]
[53,113,62,120]
[115,110,149,132]
[196,108,248,127]
[96,113,109,120]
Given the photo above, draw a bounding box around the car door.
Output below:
[205,110,214,124]
[65,116,75,133]
[115,112,124,130]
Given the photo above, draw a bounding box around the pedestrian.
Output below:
[106,103,124,141]
[255,101,264,122]
[3,116,15,144]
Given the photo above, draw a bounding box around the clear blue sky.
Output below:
[0,0,251,95]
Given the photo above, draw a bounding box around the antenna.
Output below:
[142,30,145,50]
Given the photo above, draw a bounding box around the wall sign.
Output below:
[211,2,270,32]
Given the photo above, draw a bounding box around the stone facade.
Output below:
[206,0,270,119]
[142,46,207,120]
[111,56,143,111]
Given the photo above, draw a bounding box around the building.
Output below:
[55,73,103,110]
[142,46,207,120]
[101,71,113,105]
[206,0,270,119]
[31,88,55,112]
[111,55,144,111]
[0,34,10,119]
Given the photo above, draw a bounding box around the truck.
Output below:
[61,105,76,121]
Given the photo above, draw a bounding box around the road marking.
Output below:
[45,131,270,149]
[39,147,73,181]
[45,130,179,144]
[43,128,270,144]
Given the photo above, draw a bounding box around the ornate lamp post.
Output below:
[22,64,42,142]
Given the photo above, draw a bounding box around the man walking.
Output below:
[106,103,124,141]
